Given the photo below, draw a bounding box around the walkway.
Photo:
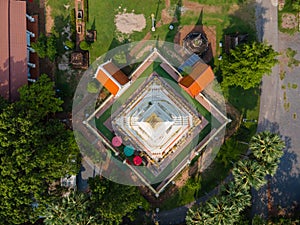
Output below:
[75,0,86,50]
[253,0,300,218]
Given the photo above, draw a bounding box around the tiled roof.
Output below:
[179,62,214,97]
[103,62,129,85]
[95,68,120,96]
[95,62,129,96]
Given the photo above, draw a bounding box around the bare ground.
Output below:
[44,1,54,34]
[115,13,146,34]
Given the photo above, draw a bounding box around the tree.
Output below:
[80,41,90,51]
[18,74,63,119]
[46,34,58,62]
[31,33,47,58]
[88,176,148,224]
[31,33,57,61]
[186,196,240,225]
[221,181,251,212]
[0,75,81,224]
[249,131,285,164]
[220,42,279,89]
[42,192,95,225]
[232,160,267,191]
[186,131,284,225]
[0,96,8,113]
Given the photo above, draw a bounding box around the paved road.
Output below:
[253,0,300,217]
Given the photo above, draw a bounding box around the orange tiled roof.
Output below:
[179,62,214,97]
[95,62,129,96]
[103,62,129,85]
[95,69,119,96]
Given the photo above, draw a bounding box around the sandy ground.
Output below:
[45,3,54,34]
[183,0,222,14]
[115,13,146,34]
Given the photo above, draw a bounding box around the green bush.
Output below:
[65,40,75,49]
[31,33,47,58]
[87,81,99,93]
[46,34,57,61]
[80,40,90,51]
[70,9,76,42]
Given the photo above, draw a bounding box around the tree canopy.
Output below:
[186,131,285,225]
[88,176,148,225]
[32,33,58,62]
[220,42,279,89]
[41,191,95,225]
[0,74,80,224]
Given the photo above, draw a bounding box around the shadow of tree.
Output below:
[252,119,300,218]
[257,117,280,133]
[53,14,70,56]
[227,86,259,118]
[90,17,96,30]
[222,1,267,43]
[270,135,300,215]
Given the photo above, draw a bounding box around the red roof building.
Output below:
[0,0,37,102]
[179,62,214,98]
[95,61,130,96]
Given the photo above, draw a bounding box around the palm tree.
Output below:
[205,196,240,225]
[186,196,240,225]
[186,206,206,225]
[232,160,267,190]
[260,160,279,177]
[221,181,252,212]
[249,131,285,164]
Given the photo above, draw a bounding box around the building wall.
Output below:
[0,0,28,102]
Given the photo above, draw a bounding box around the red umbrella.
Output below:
[133,156,142,166]
[112,136,122,147]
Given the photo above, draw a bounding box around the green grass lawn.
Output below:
[86,0,255,62]
[47,0,74,19]
[87,0,164,62]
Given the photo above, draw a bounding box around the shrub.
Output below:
[87,81,99,93]
[65,40,75,49]
[80,41,90,51]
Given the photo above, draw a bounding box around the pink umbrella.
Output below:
[112,136,122,147]
[133,156,142,166]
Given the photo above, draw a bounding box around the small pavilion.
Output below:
[95,60,130,97]
[179,61,214,98]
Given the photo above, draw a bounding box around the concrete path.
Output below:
[253,0,300,217]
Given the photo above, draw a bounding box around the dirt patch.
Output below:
[227,4,239,14]
[161,8,174,25]
[282,13,298,29]
[45,4,54,34]
[165,0,170,8]
[115,13,146,34]
[183,0,222,14]
[174,25,216,62]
